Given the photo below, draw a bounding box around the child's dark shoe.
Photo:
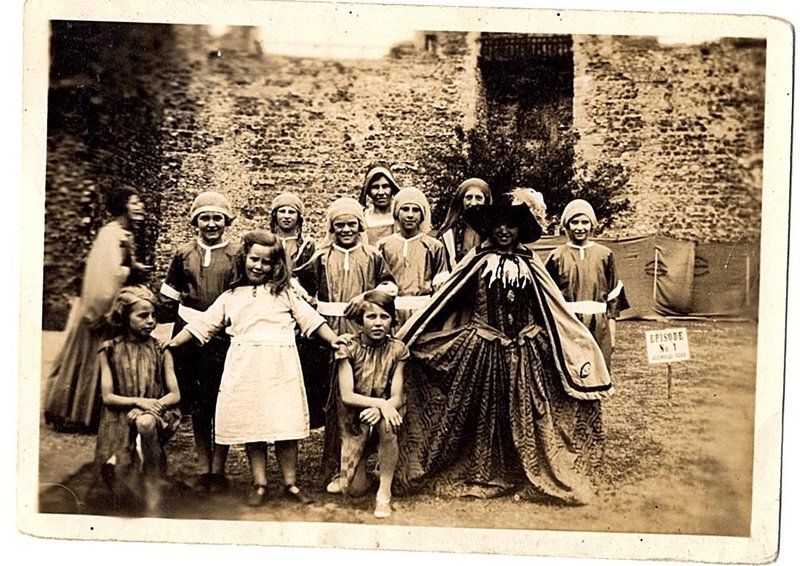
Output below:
[194,473,213,494]
[207,473,229,494]
[284,484,313,505]
[246,484,269,507]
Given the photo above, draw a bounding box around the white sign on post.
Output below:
[645,327,690,364]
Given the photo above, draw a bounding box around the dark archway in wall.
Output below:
[477,34,575,207]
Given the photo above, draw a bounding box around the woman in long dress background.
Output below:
[44,186,151,432]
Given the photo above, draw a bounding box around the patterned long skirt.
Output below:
[395,321,605,505]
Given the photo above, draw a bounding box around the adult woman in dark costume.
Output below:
[395,197,613,505]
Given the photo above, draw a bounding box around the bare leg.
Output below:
[245,442,268,486]
[376,427,398,502]
[274,440,298,487]
[192,416,213,473]
[211,441,229,475]
[348,455,370,496]
[276,440,313,504]
[136,414,162,480]
[135,414,164,514]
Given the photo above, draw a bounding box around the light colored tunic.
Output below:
[377,233,449,325]
[545,242,628,367]
[185,285,325,444]
[364,207,395,245]
[295,243,397,334]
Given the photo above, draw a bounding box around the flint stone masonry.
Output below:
[43,25,765,328]
[572,35,765,242]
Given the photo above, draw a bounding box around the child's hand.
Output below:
[138,398,162,414]
[359,407,382,426]
[379,403,403,433]
[343,294,365,319]
[331,333,353,349]
[127,408,143,423]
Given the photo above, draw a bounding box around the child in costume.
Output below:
[545,199,629,368]
[395,197,613,504]
[358,163,401,244]
[377,187,449,326]
[95,286,181,513]
[160,191,239,493]
[325,291,409,519]
[270,191,316,271]
[434,177,493,271]
[293,196,398,486]
[166,230,347,507]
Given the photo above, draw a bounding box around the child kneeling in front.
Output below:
[326,291,408,518]
[95,285,181,513]
[166,230,347,507]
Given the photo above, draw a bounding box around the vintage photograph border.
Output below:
[16,0,795,563]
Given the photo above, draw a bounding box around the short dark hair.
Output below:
[105,185,140,217]
[356,290,397,327]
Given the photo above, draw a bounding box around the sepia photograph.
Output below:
[15,0,795,563]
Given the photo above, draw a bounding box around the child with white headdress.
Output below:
[358,163,402,244]
[544,199,630,368]
[270,191,316,270]
[159,191,239,494]
[293,196,398,487]
[376,186,449,326]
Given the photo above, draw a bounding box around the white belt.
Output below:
[318,296,431,317]
[395,295,432,311]
[565,300,607,315]
[317,301,349,317]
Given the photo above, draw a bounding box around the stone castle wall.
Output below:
[42,25,766,328]
[572,35,765,242]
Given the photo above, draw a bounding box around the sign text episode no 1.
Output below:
[645,327,690,400]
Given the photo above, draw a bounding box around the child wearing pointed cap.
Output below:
[545,199,629,368]
[159,190,239,493]
[358,163,401,244]
[376,187,449,327]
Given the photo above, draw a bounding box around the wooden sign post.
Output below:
[645,327,691,400]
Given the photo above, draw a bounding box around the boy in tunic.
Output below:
[376,187,449,327]
[358,163,401,245]
[293,197,398,483]
[545,199,629,368]
[159,191,239,493]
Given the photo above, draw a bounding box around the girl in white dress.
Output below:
[166,230,347,507]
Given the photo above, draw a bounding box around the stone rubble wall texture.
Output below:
[43,25,766,328]
[43,22,176,327]
[156,27,477,274]
[572,35,765,242]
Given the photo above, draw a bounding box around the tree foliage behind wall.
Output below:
[425,126,632,235]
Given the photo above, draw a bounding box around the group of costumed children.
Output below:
[60,163,628,518]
